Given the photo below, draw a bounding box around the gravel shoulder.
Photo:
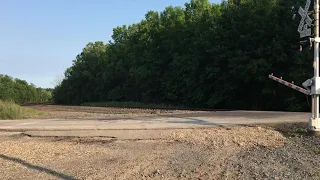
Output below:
[0,123,319,180]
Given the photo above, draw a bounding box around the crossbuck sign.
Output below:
[270,0,320,134]
[298,0,312,37]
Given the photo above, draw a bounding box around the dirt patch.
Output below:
[0,124,319,180]
[26,105,208,119]
[170,126,285,148]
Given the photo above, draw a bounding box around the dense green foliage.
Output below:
[0,74,52,104]
[53,0,313,111]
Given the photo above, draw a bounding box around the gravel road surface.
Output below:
[0,123,319,180]
[0,105,318,179]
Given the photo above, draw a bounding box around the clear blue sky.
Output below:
[0,0,220,88]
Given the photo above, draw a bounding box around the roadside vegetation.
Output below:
[53,0,310,112]
[0,74,52,104]
[0,100,43,120]
[0,74,51,119]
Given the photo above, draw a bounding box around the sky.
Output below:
[0,0,220,88]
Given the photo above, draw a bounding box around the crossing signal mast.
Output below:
[269,0,320,133]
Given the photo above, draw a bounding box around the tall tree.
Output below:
[53,0,311,111]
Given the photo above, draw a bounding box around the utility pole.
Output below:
[269,0,320,134]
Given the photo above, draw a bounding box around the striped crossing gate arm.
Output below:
[268,74,311,95]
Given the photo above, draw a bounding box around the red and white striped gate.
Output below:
[268,73,311,95]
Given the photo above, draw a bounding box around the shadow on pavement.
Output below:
[160,114,261,128]
[160,114,225,127]
[0,154,78,180]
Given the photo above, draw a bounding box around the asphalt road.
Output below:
[0,111,308,131]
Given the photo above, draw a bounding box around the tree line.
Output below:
[53,0,313,111]
[0,74,52,104]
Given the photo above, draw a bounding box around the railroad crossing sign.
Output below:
[269,0,320,133]
[297,0,312,37]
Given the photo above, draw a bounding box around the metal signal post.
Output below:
[269,0,320,133]
[311,0,320,132]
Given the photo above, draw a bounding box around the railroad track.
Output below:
[21,103,234,112]
[84,106,235,112]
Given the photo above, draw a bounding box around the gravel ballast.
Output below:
[0,124,319,180]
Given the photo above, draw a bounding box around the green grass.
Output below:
[82,101,186,109]
[0,100,43,120]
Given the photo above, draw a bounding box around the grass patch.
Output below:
[0,100,44,120]
[261,122,309,138]
[82,101,186,109]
